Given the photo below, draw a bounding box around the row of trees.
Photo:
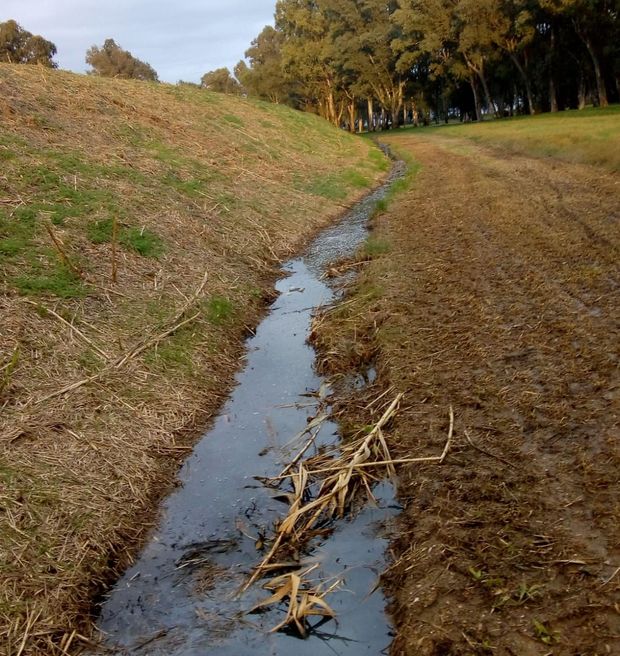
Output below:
[216,0,619,128]
[0,20,158,81]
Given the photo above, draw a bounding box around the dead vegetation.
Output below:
[313,132,620,654]
[250,565,339,637]
[0,64,386,655]
[242,392,453,637]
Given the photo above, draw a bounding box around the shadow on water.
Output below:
[94,155,406,655]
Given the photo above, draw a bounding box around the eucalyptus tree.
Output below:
[200,68,241,94]
[275,0,347,125]
[0,19,57,67]
[394,0,489,119]
[86,39,158,81]
[485,0,538,113]
[321,0,406,128]
[540,0,617,107]
[235,26,294,104]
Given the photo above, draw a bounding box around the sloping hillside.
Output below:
[0,64,388,655]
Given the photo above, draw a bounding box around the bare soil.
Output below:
[315,133,619,655]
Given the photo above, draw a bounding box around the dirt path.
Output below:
[318,133,619,655]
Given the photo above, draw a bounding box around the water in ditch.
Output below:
[95,158,406,655]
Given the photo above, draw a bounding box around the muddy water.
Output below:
[95,159,405,655]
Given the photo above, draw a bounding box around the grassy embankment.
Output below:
[0,64,389,655]
[314,108,620,654]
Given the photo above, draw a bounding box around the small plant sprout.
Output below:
[533,619,559,645]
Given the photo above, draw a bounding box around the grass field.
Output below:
[407,106,620,171]
[0,64,387,656]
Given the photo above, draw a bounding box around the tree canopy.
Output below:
[200,67,241,94]
[0,20,57,67]
[235,26,295,104]
[86,39,158,81]
[236,0,619,129]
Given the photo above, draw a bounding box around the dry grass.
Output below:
[0,64,387,656]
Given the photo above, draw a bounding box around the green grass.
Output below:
[121,227,164,258]
[402,105,620,172]
[87,218,114,244]
[342,169,371,188]
[204,296,235,325]
[77,348,103,373]
[302,166,372,200]
[0,236,29,257]
[14,264,86,298]
[362,236,391,258]
[87,219,164,258]
[222,113,244,126]
[144,327,198,372]
[0,208,36,261]
[368,147,390,172]
[364,140,422,215]
[371,198,388,218]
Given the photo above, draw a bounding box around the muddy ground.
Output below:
[316,133,619,655]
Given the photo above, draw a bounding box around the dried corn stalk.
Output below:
[251,566,338,637]
[243,392,454,634]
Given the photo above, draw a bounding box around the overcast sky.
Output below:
[2,1,276,83]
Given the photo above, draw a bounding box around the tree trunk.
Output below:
[403,102,408,126]
[477,66,495,118]
[549,25,558,112]
[391,105,400,129]
[509,52,535,115]
[470,77,482,121]
[347,100,356,133]
[583,37,608,107]
[327,91,336,124]
[578,70,587,110]
[367,97,374,132]
[335,99,345,127]
[549,76,558,112]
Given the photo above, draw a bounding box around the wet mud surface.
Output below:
[320,133,620,655]
[93,162,405,654]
